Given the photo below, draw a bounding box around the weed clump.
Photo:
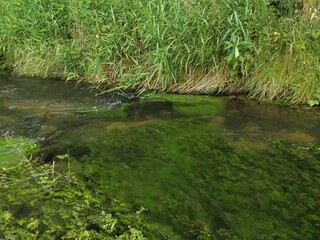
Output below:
[0,160,149,239]
[0,0,319,104]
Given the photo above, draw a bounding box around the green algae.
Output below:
[0,137,39,167]
[149,94,226,117]
[67,118,320,239]
[33,93,319,239]
[1,76,320,239]
[0,160,149,239]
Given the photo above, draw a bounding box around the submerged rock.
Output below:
[97,92,139,109]
[125,100,175,120]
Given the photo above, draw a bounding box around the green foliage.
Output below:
[0,137,39,167]
[1,94,319,238]
[308,86,320,106]
[269,0,298,17]
[220,0,256,79]
[0,137,38,155]
[0,160,148,239]
[0,0,319,103]
[223,35,253,78]
[69,116,320,239]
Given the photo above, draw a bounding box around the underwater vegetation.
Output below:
[0,136,39,168]
[68,120,320,239]
[0,159,149,239]
[1,76,319,238]
[2,131,320,239]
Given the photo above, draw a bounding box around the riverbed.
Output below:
[1,73,319,239]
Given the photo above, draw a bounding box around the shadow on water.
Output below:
[1,73,320,239]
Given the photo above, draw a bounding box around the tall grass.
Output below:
[0,0,319,104]
[238,0,320,104]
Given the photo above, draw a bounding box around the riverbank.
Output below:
[0,0,319,105]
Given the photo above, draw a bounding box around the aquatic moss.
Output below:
[71,120,320,239]
[151,94,226,117]
[0,160,149,239]
[0,137,39,167]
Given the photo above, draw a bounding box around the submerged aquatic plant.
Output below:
[0,136,39,167]
[67,117,320,239]
[0,159,149,239]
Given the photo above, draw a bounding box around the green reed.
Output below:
[0,0,319,104]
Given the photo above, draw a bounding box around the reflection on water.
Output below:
[0,73,135,139]
[222,99,320,146]
[1,73,320,239]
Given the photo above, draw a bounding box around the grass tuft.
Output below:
[0,0,319,104]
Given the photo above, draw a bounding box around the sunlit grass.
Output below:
[0,0,319,104]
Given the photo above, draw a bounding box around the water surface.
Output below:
[1,73,320,239]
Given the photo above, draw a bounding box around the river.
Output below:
[1,73,319,239]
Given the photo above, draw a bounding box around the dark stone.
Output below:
[125,100,175,120]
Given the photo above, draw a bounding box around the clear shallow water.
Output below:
[1,73,320,239]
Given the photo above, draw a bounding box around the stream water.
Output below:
[1,73,320,239]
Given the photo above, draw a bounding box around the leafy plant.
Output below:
[0,136,39,155]
[0,136,39,167]
[0,159,149,239]
[0,0,319,104]
[269,0,298,17]
[308,86,320,106]
[224,35,253,78]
